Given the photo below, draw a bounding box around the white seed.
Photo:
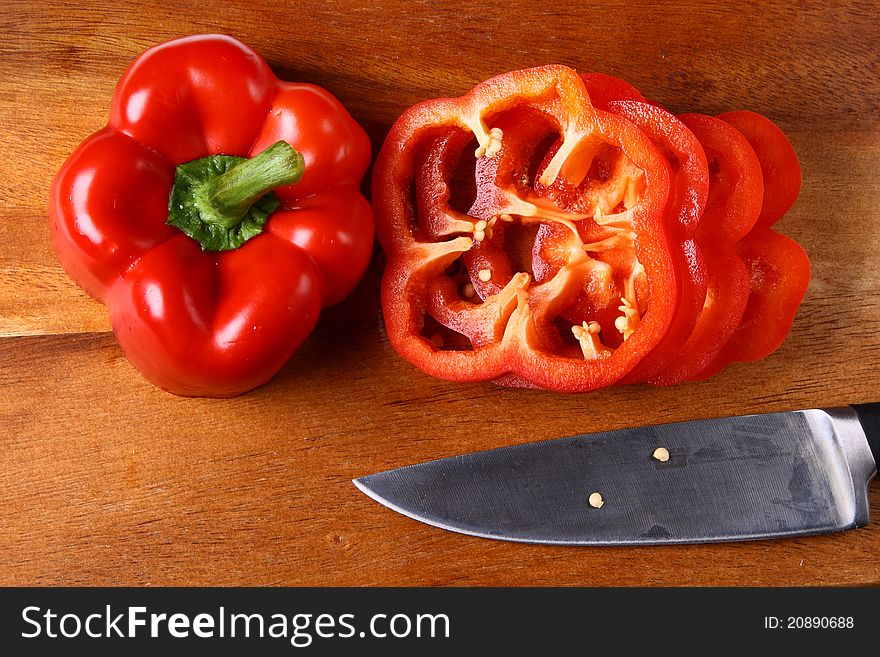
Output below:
[478,269,492,282]
[588,492,604,509]
[652,447,670,462]
[461,282,476,299]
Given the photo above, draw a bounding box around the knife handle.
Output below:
[853,403,880,465]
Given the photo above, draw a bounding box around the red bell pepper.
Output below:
[373,65,677,392]
[693,112,809,378]
[604,100,710,383]
[374,67,810,392]
[717,110,802,228]
[579,73,647,109]
[695,229,810,377]
[572,77,710,383]
[50,35,373,397]
[647,113,763,385]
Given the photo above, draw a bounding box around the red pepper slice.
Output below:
[693,229,810,381]
[373,65,676,391]
[731,230,809,361]
[602,101,710,383]
[684,114,764,246]
[569,78,709,383]
[579,73,647,109]
[665,245,752,380]
[647,113,762,385]
[50,35,373,397]
[717,110,802,228]
[692,112,808,378]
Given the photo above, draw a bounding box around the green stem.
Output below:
[195,141,304,229]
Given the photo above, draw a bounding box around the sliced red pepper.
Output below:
[476,100,676,391]
[647,113,762,385]
[692,229,810,380]
[579,73,647,109]
[692,112,808,378]
[564,77,710,383]
[684,114,764,246]
[603,101,710,383]
[717,110,802,228]
[733,230,809,361]
[372,65,677,391]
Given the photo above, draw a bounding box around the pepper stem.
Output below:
[195,141,304,229]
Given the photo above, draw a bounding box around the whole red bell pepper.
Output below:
[50,35,373,397]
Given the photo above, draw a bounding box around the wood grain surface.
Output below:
[1,0,878,586]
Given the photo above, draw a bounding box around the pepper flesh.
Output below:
[374,68,809,392]
[603,100,709,383]
[693,111,809,378]
[372,65,676,391]
[647,113,763,386]
[50,35,373,397]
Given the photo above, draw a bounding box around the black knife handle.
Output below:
[853,403,880,465]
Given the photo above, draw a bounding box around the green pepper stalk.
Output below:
[167,140,305,251]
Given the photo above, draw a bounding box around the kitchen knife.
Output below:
[353,404,879,545]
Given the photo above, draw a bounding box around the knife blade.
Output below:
[353,404,879,545]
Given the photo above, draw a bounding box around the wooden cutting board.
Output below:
[1,0,878,586]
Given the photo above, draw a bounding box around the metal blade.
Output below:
[354,408,876,545]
